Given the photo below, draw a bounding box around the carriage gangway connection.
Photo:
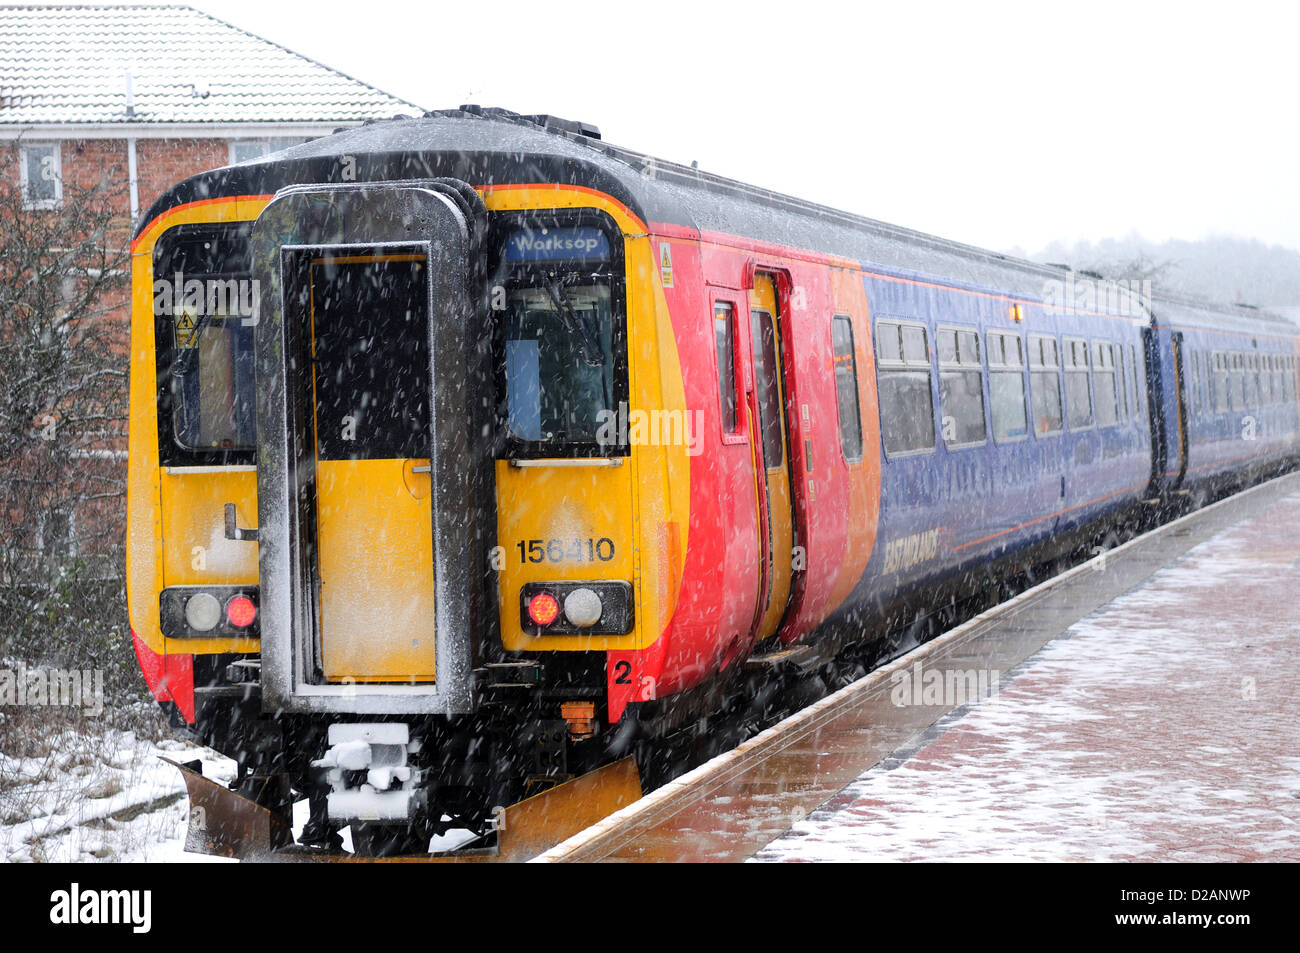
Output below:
[533,470,1300,863]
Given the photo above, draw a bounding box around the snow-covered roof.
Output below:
[0,4,423,126]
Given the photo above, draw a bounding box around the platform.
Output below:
[535,471,1300,862]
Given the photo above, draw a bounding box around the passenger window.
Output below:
[988,330,1028,441]
[1190,351,1200,415]
[876,320,936,455]
[1116,344,1130,420]
[1029,334,1063,436]
[937,328,958,364]
[1064,337,1093,430]
[1213,352,1229,412]
[831,315,864,462]
[938,326,986,446]
[1092,341,1119,428]
[751,309,784,467]
[1131,344,1145,418]
[714,303,738,434]
[877,323,902,363]
[902,325,928,363]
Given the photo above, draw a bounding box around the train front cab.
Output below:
[127,174,698,838]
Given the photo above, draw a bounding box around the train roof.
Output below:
[1146,289,1296,339]
[138,106,1297,337]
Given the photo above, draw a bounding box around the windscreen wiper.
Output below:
[544,278,604,368]
[170,310,214,376]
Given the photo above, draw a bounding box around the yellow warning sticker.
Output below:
[174,310,198,349]
[659,242,674,289]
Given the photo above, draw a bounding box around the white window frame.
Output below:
[228,138,307,165]
[19,142,62,210]
[936,323,988,450]
[986,329,1030,444]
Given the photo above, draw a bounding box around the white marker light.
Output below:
[563,588,603,628]
[184,592,222,632]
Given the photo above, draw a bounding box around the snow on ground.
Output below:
[753,499,1300,862]
[1,725,237,863]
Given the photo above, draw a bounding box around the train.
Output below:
[126,105,1300,856]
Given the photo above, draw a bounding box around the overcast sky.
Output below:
[85,0,1300,255]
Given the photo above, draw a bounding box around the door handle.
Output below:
[224,503,259,542]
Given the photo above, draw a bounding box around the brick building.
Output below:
[0,4,422,576]
[1,3,420,224]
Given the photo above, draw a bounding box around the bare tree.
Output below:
[0,141,133,683]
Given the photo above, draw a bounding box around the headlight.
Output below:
[184,592,222,632]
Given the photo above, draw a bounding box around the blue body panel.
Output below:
[1154,302,1300,488]
[839,263,1154,619]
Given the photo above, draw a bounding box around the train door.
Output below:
[748,273,795,642]
[1170,332,1189,484]
[307,250,438,682]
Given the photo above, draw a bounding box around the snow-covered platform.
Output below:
[538,471,1300,862]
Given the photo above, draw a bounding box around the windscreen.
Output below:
[308,254,430,460]
[153,223,257,461]
[497,223,624,453]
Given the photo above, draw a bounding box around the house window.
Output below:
[19,142,61,209]
[229,138,308,164]
[39,509,75,558]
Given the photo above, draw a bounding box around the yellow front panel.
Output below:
[129,196,270,657]
[159,469,259,587]
[131,187,692,663]
[316,458,436,681]
[483,186,689,652]
[496,459,636,651]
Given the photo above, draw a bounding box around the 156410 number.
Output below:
[516,537,615,564]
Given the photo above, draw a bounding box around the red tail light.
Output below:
[527,592,560,626]
[226,595,257,628]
